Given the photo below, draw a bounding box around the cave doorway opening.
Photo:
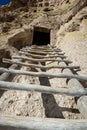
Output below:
[32,27,50,46]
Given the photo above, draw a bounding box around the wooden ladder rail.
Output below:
[50,45,87,119]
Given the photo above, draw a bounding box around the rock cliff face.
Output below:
[0,0,87,119]
[0,0,87,76]
[11,0,60,7]
[0,0,87,74]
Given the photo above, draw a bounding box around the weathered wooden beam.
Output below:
[22,48,61,53]
[22,48,52,51]
[19,51,65,58]
[0,116,87,130]
[77,96,87,118]
[12,55,71,63]
[21,48,42,54]
[0,81,87,97]
[21,49,49,55]
[28,45,61,51]
[21,49,62,55]
[32,45,49,48]
[0,67,87,82]
[0,64,18,81]
[3,58,80,70]
[50,45,87,118]
[26,45,52,50]
[22,47,52,50]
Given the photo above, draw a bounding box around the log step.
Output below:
[0,67,87,82]
[3,58,80,70]
[0,81,87,97]
[0,115,87,130]
[12,55,71,63]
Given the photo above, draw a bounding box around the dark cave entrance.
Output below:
[32,27,50,46]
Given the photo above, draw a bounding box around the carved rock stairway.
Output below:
[0,45,87,130]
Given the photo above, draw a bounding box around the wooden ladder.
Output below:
[0,44,87,130]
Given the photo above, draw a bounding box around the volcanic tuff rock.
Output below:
[0,0,87,119]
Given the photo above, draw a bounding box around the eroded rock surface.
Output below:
[0,0,87,119]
